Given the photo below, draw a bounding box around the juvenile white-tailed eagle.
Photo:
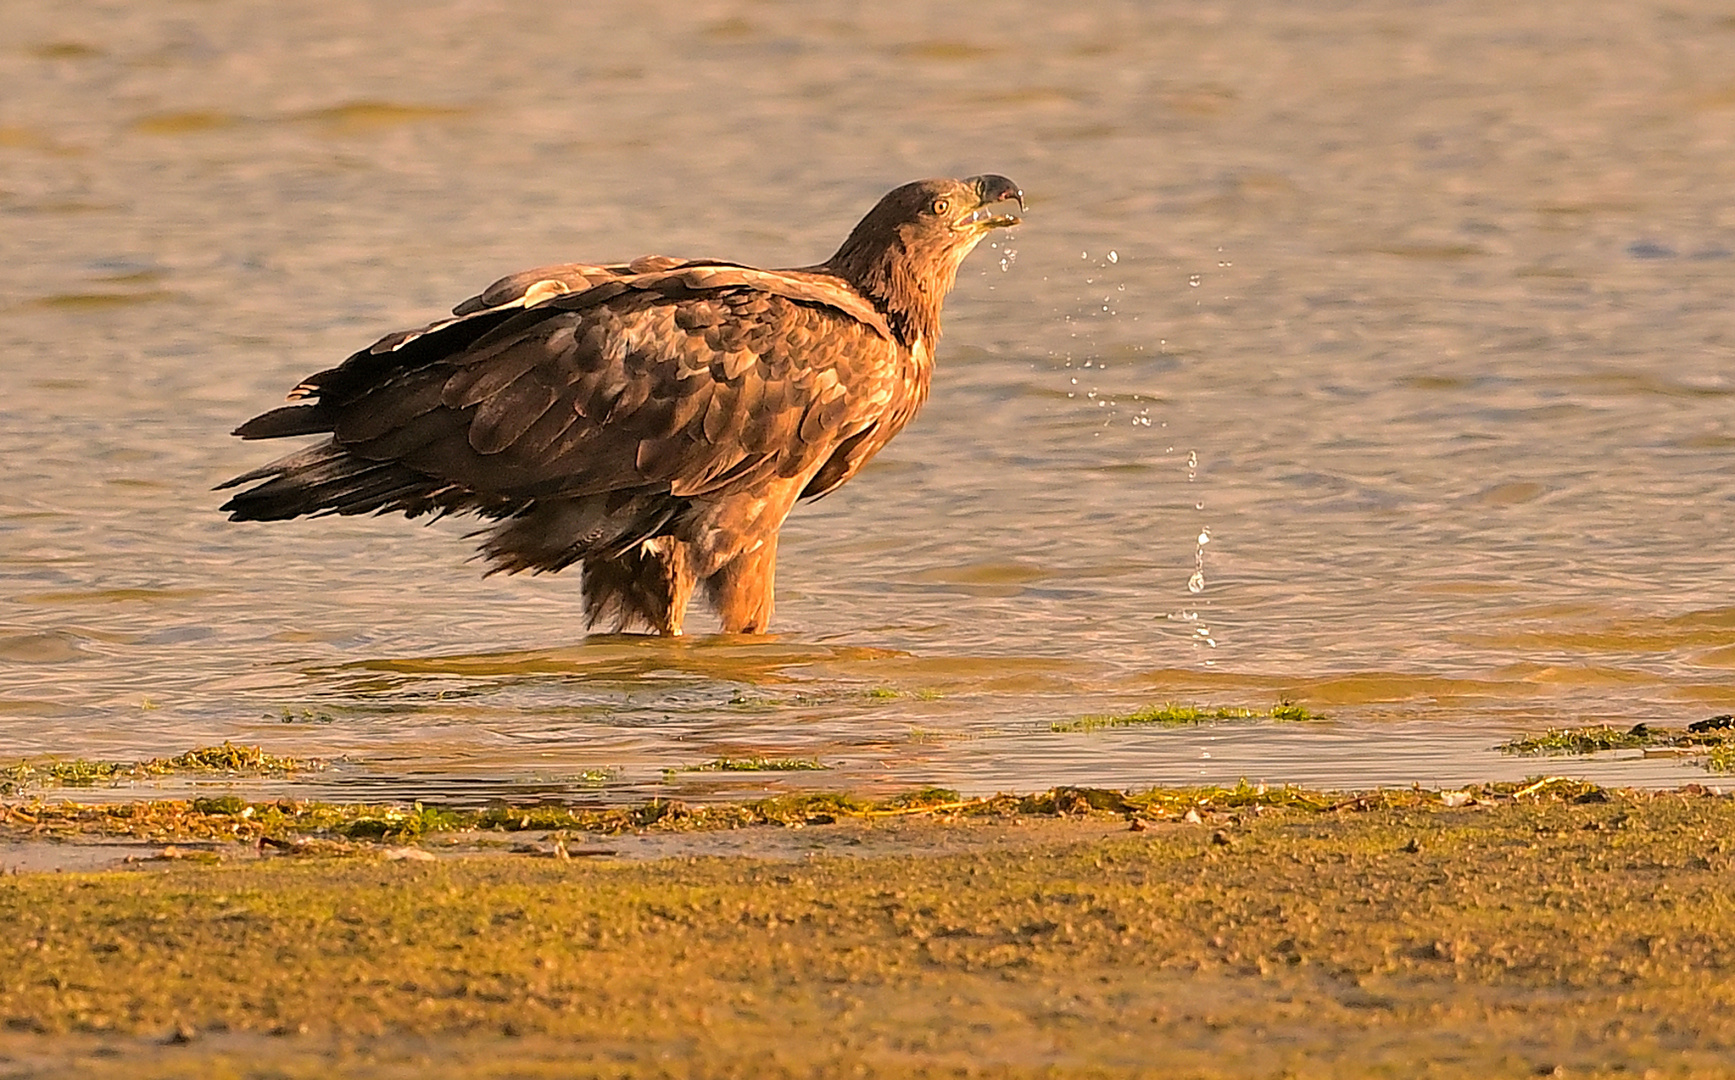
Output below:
[219,175,1024,635]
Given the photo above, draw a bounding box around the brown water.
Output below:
[4,0,1735,803]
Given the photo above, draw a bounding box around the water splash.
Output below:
[1052,248,1133,420]
[1188,526,1209,595]
[1184,450,1207,593]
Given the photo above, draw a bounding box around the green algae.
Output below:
[667,756,830,774]
[1498,719,1735,771]
[0,777,1619,851]
[1498,724,1655,755]
[2,786,1734,1078]
[866,686,943,701]
[0,742,321,796]
[1712,742,1735,772]
[1050,699,1326,733]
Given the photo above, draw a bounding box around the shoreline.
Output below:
[2,782,1732,1077]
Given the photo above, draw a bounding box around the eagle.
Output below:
[219,175,1024,635]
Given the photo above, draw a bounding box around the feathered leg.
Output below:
[581,538,695,635]
[705,535,778,634]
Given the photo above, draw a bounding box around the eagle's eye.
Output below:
[931,197,949,216]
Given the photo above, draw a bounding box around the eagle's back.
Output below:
[218,266,921,574]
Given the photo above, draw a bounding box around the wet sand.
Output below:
[2,785,1732,1078]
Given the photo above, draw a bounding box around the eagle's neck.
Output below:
[823,230,958,352]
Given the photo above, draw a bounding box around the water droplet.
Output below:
[1188,274,1202,287]
[1107,250,1118,263]
[1187,570,1205,594]
[1197,530,1210,546]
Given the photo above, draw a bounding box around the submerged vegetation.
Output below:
[1498,718,1735,772]
[1050,699,1325,733]
[0,742,320,795]
[667,756,830,774]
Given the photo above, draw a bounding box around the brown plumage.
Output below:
[218,175,1024,635]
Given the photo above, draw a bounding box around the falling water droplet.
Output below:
[1187,499,1210,597]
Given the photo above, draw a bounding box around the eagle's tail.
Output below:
[216,440,454,522]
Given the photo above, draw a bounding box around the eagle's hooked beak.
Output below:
[961,174,1024,229]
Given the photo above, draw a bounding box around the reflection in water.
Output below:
[2,0,1735,801]
[315,638,909,692]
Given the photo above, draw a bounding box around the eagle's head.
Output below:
[826,175,1024,348]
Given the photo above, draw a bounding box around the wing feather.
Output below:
[442,336,551,409]
[334,376,447,444]
[662,373,712,436]
[701,379,737,445]
[237,265,912,518]
[470,369,560,455]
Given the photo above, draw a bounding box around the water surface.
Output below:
[3,0,1735,802]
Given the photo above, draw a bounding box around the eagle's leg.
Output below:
[581,538,695,636]
[705,534,779,634]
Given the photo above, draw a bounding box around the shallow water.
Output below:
[3,0,1735,803]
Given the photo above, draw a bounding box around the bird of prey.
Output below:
[219,175,1024,635]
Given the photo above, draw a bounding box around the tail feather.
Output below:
[232,404,337,440]
[215,442,345,492]
[218,440,455,522]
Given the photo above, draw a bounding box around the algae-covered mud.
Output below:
[3,786,1734,1078]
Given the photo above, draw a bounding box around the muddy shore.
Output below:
[2,783,1732,1078]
